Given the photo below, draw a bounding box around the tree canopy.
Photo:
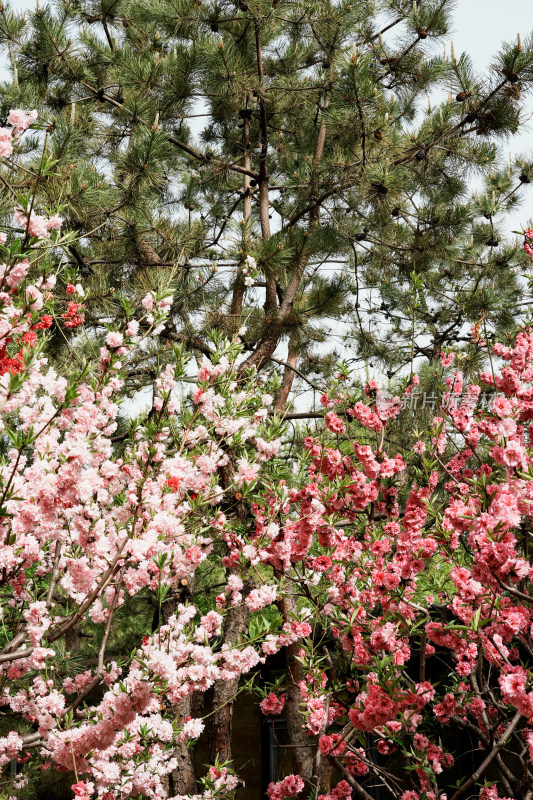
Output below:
[2,0,533,402]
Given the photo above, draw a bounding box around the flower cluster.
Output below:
[1,126,532,800]
[245,327,533,800]
[0,322,285,797]
[0,195,285,799]
[241,254,258,287]
[0,109,38,159]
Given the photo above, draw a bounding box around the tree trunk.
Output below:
[229,112,252,331]
[163,695,198,796]
[160,583,198,795]
[278,591,314,789]
[239,112,328,376]
[274,334,299,414]
[208,584,249,768]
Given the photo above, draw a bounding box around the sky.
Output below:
[451,0,533,156]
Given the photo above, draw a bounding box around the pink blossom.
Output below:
[71,782,94,800]
[245,584,277,611]
[267,774,304,800]
[141,292,155,311]
[0,131,13,159]
[105,331,124,349]
[7,109,38,131]
[235,457,259,487]
[325,410,346,434]
[260,692,286,715]
[178,717,205,741]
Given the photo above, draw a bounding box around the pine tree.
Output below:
[3,1,533,793]
[2,0,533,401]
